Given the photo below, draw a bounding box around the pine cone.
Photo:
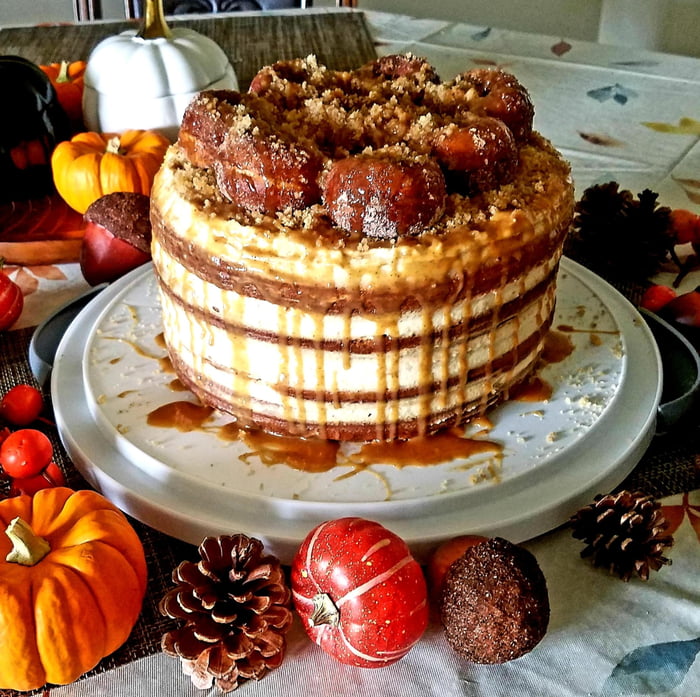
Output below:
[159,534,293,692]
[566,182,674,283]
[570,490,673,581]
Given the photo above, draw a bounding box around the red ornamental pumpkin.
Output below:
[291,517,428,668]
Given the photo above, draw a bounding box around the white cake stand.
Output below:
[52,257,661,562]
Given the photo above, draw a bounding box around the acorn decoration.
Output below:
[159,534,293,692]
[570,490,673,581]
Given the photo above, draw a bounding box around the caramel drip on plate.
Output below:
[147,400,215,431]
[168,378,188,392]
[556,323,619,350]
[511,376,553,402]
[541,330,575,364]
[349,428,502,468]
[557,324,619,336]
[145,397,504,475]
[239,430,340,473]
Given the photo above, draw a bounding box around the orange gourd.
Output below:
[51,129,169,214]
[0,487,147,691]
[40,60,86,128]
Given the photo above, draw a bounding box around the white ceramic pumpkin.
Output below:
[82,0,237,141]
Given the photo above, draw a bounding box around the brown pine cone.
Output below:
[570,490,673,581]
[159,534,293,692]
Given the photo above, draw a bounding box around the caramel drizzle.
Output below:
[144,399,503,476]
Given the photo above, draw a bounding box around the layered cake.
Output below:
[150,55,574,441]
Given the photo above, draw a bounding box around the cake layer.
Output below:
[156,271,555,440]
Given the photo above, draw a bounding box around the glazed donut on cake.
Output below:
[151,54,574,441]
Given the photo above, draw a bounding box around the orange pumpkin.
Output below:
[0,487,147,691]
[51,129,169,214]
[40,60,86,128]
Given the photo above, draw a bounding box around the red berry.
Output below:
[670,209,700,245]
[0,429,53,479]
[640,285,677,313]
[9,461,66,496]
[0,384,44,426]
[662,288,700,328]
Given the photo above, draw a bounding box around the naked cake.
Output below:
[150,55,574,441]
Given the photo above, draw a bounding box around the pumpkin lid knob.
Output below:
[137,0,172,40]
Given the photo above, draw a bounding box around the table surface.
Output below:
[1,8,700,697]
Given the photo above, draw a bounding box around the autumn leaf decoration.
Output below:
[661,491,700,541]
[642,118,700,204]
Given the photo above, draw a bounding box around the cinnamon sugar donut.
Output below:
[151,55,574,441]
[431,115,518,192]
[322,146,446,239]
[448,68,535,142]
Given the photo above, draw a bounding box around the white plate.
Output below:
[52,257,661,562]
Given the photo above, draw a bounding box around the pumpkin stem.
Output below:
[137,0,172,41]
[56,60,71,84]
[309,593,340,627]
[5,517,50,566]
[105,136,122,155]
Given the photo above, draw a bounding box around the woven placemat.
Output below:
[0,11,376,88]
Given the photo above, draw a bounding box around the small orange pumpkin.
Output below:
[51,129,169,214]
[0,487,147,691]
[40,60,86,128]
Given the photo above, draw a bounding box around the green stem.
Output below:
[5,517,50,566]
[56,60,71,83]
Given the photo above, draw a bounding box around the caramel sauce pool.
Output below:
[141,328,576,474]
[349,428,502,468]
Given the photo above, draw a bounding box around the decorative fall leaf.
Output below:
[642,117,700,134]
[11,267,40,295]
[587,83,638,105]
[471,58,499,66]
[660,504,687,537]
[578,131,625,147]
[31,265,68,281]
[600,638,700,696]
[471,27,492,41]
[672,176,700,205]
[661,493,700,545]
[551,39,571,56]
